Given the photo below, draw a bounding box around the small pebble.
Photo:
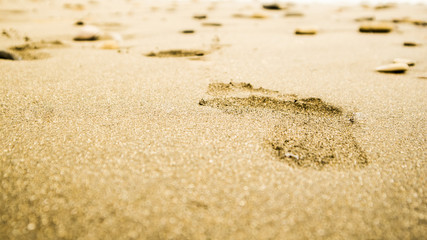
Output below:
[393,58,415,66]
[73,25,101,41]
[262,4,282,10]
[376,63,409,73]
[251,13,268,19]
[295,27,317,35]
[403,41,419,47]
[75,20,84,26]
[181,30,195,34]
[359,22,393,33]
[193,14,207,20]
[0,50,19,60]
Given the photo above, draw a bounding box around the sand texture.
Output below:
[1,0,426,239]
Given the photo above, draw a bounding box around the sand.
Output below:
[0,0,426,239]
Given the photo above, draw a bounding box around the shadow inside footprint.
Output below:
[199,82,368,170]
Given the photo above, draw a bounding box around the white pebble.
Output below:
[375,63,409,73]
[74,25,101,41]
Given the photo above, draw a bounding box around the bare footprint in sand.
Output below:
[199,82,368,170]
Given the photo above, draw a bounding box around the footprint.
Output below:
[146,36,226,59]
[9,40,65,60]
[145,49,206,58]
[199,82,368,170]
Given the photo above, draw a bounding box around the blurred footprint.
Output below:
[145,49,206,58]
[9,40,65,60]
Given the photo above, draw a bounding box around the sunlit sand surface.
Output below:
[1,0,426,239]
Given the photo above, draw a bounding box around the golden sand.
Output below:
[1,0,426,239]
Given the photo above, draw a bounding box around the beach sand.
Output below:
[1,0,426,239]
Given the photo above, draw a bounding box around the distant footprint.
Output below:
[199,82,368,170]
[8,40,65,60]
[145,49,206,58]
[145,37,225,59]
